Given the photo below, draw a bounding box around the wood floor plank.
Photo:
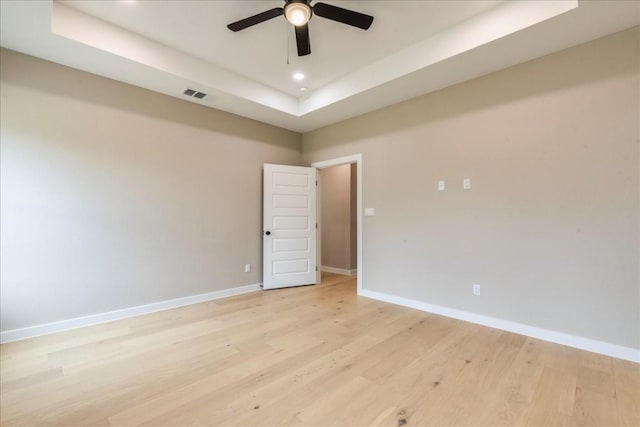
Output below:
[573,386,619,427]
[576,365,616,398]
[475,339,545,427]
[523,366,577,426]
[612,358,640,427]
[0,273,636,427]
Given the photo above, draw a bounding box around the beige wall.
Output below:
[303,27,640,349]
[320,164,355,271]
[0,48,302,331]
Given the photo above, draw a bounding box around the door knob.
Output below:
[265,231,271,236]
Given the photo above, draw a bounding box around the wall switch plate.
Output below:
[438,180,445,191]
[245,264,251,273]
[463,178,471,190]
[473,283,481,295]
[364,208,375,217]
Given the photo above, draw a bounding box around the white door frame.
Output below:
[311,154,363,294]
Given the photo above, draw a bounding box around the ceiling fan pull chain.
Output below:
[286,32,290,65]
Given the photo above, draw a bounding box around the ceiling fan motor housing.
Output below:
[284,0,313,26]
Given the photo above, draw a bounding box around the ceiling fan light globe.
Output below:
[285,3,311,26]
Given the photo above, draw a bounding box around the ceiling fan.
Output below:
[227,0,374,57]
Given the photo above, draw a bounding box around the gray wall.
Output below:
[0,48,302,331]
[320,164,356,271]
[303,27,640,349]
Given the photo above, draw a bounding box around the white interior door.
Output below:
[263,164,317,290]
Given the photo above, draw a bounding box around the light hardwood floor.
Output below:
[1,273,638,426]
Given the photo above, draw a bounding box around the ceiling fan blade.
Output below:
[295,24,311,56]
[227,7,284,32]
[313,2,373,30]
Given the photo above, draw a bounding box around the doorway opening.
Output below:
[319,164,356,276]
[312,154,363,293]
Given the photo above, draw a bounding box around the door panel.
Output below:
[273,216,309,230]
[263,164,317,290]
[273,238,309,252]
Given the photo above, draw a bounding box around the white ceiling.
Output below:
[1,0,638,133]
[59,0,502,97]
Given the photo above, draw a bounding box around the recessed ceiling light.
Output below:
[300,87,308,92]
[293,72,305,81]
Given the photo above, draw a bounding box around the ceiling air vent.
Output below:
[183,88,207,99]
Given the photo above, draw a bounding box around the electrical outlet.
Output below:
[473,283,481,296]
[245,264,251,273]
[463,178,471,190]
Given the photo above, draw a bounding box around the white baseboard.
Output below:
[321,266,357,276]
[0,283,262,344]
[358,288,640,363]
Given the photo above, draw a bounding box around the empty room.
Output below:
[1,1,639,426]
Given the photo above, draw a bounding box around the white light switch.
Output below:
[364,208,375,217]
[463,178,471,190]
[438,180,445,191]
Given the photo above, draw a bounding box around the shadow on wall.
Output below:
[305,27,639,149]
[0,48,302,148]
